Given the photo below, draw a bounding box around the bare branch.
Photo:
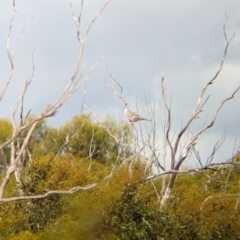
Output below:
[175,85,240,170]
[0,9,33,100]
[68,0,83,42]
[161,72,174,168]
[69,0,110,44]
[0,0,111,200]
[145,160,240,182]
[84,104,120,144]
[194,13,239,114]
[12,46,36,121]
[0,183,97,204]
[105,66,127,106]
[85,0,110,37]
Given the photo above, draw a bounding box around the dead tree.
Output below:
[149,15,240,207]
[0,0,110,202]
[105,14,240,207]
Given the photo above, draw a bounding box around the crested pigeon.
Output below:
[124,105,150,123]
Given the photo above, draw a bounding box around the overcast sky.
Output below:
[1,0,240,166]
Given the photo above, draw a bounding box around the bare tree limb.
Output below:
[0,183,97,204]
[0,0,111,200]
[0,7,33,100]
[146,160,240,182]
[105,66,127,106]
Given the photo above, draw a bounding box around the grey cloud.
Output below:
[0,1,240,164]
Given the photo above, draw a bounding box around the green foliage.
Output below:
[60,114,131,165]
[104,182,167,240]
[2,113,240,240]
[19,117,59,157]
[0,114,131,166]
[0,155,110,238]
[30,126,60,157]
[39,164,146,240]
[22,155,110,232]
[0,118,13,166]
[5,231,42,240]
[0,118,13,143]
[0,117,57,165]
[2,161,240,240]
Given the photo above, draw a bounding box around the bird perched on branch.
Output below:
[124,104,150,123]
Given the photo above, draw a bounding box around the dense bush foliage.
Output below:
[1,116,240,239]
[1,160,240,239]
